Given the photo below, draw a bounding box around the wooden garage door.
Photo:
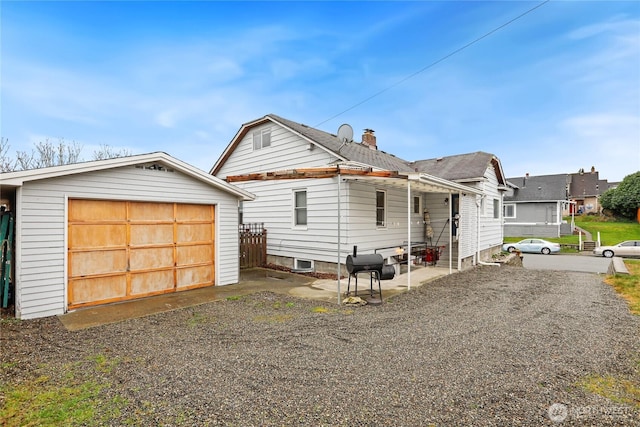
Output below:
[68,199,215,309]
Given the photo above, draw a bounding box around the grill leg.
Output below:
[346,274,359,296]
[371,271,382,300]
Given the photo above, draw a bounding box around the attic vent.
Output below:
[135,163,175,172]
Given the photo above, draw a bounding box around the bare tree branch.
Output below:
[92,144,132,161]
[0,137,17,172]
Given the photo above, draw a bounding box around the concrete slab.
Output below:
[58,266,451,331]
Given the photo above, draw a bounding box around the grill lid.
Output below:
[345,254,384,274]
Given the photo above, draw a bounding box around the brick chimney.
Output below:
[362,129,377,150]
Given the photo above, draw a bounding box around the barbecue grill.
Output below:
[345,247,394,301]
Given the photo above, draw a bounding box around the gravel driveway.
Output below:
[2,265,639,426]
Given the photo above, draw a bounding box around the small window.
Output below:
[294,259,313,271]
[253,129,271,150]
[376,190,386,227]
[413,196,420,214]
[493,199,500,219]
[238,200,244,224]
[294,190,307,226]
[504,204,515,218]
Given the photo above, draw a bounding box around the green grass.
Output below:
[573,216,640,245]
[0,372,122,427]
[504,217,640,251]
[605,260,640,315]
[579,373,640,410]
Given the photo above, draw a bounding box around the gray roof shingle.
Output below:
[505,174,569,201]
[267,114,414,172]
[409,152,500,182]
[215,114,506,184]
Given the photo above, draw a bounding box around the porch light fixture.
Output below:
[444,198,449,206]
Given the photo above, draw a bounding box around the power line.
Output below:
[314,0,551,128]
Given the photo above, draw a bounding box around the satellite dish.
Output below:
[337,124,353,143]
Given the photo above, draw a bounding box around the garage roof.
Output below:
[0,152,255,201]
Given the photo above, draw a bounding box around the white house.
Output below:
[0,152,254,320]
[211,114,508,276]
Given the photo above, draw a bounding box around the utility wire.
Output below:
[314,0,551,128]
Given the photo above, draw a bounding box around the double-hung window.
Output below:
[503,204,516,219]
[376,190,386,227]
[253,129,271,150]
[493,199,500,219]
[294,190,307,227]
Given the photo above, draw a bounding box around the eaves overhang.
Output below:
[0,152,255,201]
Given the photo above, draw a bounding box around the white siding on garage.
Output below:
[216,123,340,179]
[16,165,241,320]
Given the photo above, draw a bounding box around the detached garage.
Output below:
[0,152,254,320]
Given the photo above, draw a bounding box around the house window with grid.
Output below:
[376,190,386,227]
[294,190,307,227]
[504,203,516,219]
[253,129,271,150]
[493,198,500,219]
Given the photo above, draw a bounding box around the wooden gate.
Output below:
[239,223,266,268]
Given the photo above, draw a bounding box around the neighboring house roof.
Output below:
[1,152,255,200]
[211,114,507,187]
[568,170,604,198]
[409,151,506,185]
[504,174,569,202]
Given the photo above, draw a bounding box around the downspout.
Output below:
[476,193,500,267]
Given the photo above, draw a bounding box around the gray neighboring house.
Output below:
[503,173,575,238]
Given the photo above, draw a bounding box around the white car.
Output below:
[593,240,640,258]
[502,239,561,255]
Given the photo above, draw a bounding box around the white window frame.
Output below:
[413,195,421,214]
[504,203,516,219]
[493,198,500,219]
[253,128,271,150]
[293,189,307,229]
[294,258,314,271]
[376,190,386,228]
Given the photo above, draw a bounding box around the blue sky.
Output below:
[2,1,639,182]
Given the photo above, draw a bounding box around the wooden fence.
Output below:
[239,223,267,269]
